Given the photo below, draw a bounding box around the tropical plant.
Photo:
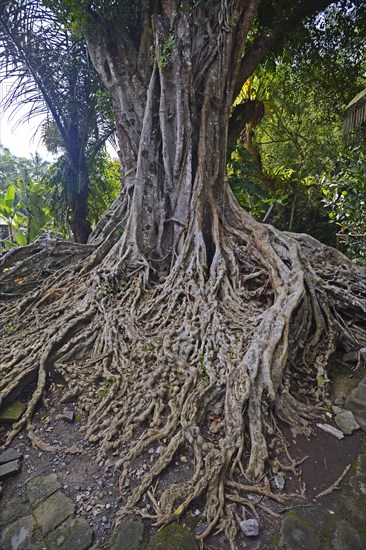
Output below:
[322,145,366,263]
[0,176,53,249]
[0,0,115,242]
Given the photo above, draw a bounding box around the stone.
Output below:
[0,448,23,464]
[32,490,75,535]
[0,495,31,530]
[240,519,259,537]
[316,423,344,439]
[109,515,149,550]
[341,474,366,525]
[334,395,346,406]
[345,377,366,431]
[0,401,26,423]
[332,520,364,550]
[335,410,360,434]
[43,516,93,550]
[0,515,35,550]
[279,511,321,549]
[271,475,285,492]
[0,459,22,481]
[62,410,75,423]
[150,523,198,550]
[360,348,366,360]
[343,351,359,363]
[26,473,61,507]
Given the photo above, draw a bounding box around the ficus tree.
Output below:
[0,1,365,548]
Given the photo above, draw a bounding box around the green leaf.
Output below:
[173,503,185,516]
[4,185,15,208]
[16,233,27,245]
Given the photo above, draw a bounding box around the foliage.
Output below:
[0,0,115,242]
[87,149,122,228]
[228,2,365,247]
[227,144,270,217]
[0,145,122,246]
[0,150,54,247]
[322,145,366,263]
[0,180,52,248]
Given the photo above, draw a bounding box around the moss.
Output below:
[109,516,149,550]
[149,523,198,550]
[0,400,26,423]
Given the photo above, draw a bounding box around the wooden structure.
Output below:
[343,88,366,143]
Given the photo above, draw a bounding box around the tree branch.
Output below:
[233,0,335,99]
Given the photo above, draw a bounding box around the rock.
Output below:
[335,410,360,434]
[334,395,346,406]
[150,523,198,550]
[32,490,75,535]
[332,520,364,550]
[0,459,22,481]
[271,475,285,492]
[109,515,149,550]
[345,377,366,431]
[316,423,344,439]
[279,510,322,549]
[0,495,31,530]
[62,410,75,423]
[180,455,188,463]
[0,401,26,423]
[0,448,23,464]
[43,516,93,550]
[0,515,35,550]
[239,519,259,537]
[26,473,61,506]
[340,453,366,526]
[360,348,366,360]
[273,449,366,549]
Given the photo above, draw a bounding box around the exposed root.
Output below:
[0,208,365,545]
[315,463,352,499]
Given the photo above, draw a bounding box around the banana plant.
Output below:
[0,179,52,248]
[0,185,25,245]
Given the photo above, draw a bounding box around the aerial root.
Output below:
[1,217,365,545]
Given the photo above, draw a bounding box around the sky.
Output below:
[0,79,117,162]
[0,108,117,162]
[0,74,56,160]
[0,109,55,161]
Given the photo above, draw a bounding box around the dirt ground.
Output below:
[0,372,364,550]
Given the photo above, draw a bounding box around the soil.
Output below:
[0,371,364,550]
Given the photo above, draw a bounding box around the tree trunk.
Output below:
[0,2,365,548]
[65,126,92,244]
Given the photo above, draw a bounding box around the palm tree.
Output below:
[0,0,114,242]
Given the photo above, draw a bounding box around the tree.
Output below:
[1,2,365,547]
[0,0,114,242]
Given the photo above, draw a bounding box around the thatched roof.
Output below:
[343,88,366,140]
